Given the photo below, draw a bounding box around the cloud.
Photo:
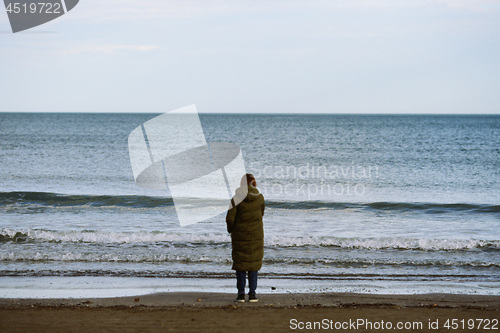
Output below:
[436,0,500,11]
[67,0,499,25]
[62,44,159,55]
[63,0,419,21]
[70,0,270,21]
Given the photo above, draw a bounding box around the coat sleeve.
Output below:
[261,197,265,217]
[226,199,237,233]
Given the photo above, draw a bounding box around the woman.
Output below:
[226,174,265,303]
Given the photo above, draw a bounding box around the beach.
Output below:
[0,292,498,332]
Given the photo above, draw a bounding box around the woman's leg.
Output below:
[248,271,258,296]
[236,271,246,295]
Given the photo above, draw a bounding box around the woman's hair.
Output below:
[241,173,257,187]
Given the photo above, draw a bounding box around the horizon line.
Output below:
[1,111,499,115]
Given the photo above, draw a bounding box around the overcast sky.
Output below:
[0,0,499,113]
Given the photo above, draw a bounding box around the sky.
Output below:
[0,0,499,114]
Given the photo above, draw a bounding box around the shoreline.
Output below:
[1,292,498,332]
[1,292,499,309]
[2,275,498,299]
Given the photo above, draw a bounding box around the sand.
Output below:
[0,292,498,332]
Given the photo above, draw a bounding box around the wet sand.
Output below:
[0,292,498,332]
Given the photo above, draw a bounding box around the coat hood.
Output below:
[234,184,261,203]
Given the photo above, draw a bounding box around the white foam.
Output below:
[0,251,231,263]
[265,235,499,250]
[1,228,499,251]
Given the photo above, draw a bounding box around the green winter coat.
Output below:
[226,185,265,272]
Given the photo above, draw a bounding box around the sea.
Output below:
[0,113,499,298]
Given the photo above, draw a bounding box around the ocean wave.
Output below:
[270,200,500,213]
[0,251,498,268]
[1,191,499,213]
[0,270,495,280]
[0,228,230,245]
[0,251,227,264]
[265,235,500,251]
[0,191,173,208]
[1,228,499,252]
